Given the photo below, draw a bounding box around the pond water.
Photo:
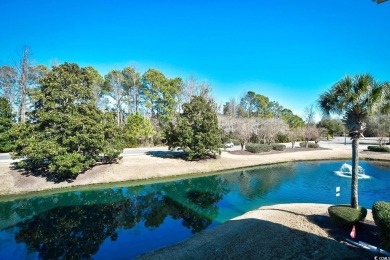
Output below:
[0,160,389,259]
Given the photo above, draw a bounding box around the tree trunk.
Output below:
[351,137,359,208]
[116,103,121,126]
[18,48,29,123]
[128,89,132,116]
[134,86,139,113]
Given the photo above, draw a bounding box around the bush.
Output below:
[275,133,289,143]
[373,201,390,250]
[245,143,272,153]
[271,144,286,151]
[368,146,390,153]
[0,142,14,153]
[328,205,367,227]
[231,139,241,146]
[299,142,320,148]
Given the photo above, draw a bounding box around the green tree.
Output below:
[104,70,125,125]
[125,112,156,147]
[12,63,125,178]
[85,66,104,108]
[318,74,388,208]
[280,108,305,128]
[0,65,17,105]
[0,97,14,152]
[317,118,344,138]
[122,66,141,114]
[166,96,221,160]
[141,69,182,125]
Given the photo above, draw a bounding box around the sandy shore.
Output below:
[0,138,388,197]
[138,203,378,259]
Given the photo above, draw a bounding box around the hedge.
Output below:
[373,201,390,250]
[368,146,390,153]
[299,142,320,148]
[246,143,272,153]
[271,144,286,151]
[328,205,367,227]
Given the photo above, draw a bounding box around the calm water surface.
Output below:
[0,160,389,259]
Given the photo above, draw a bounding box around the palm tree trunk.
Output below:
[351,137,359,208]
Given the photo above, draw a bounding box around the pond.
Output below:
[0,160,389,259]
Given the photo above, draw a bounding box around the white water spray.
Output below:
[334,163,371,179]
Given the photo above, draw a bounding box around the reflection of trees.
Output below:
[0,188,136,230]
[13,176,228,258]
[221,164,296,200]
[15,199,135,259]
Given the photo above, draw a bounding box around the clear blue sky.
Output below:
[1,0,389,118]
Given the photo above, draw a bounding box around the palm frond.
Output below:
[319,73,389,134]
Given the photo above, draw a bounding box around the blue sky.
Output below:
[1,0,389,118]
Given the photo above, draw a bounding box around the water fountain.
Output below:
[334,163,371,179]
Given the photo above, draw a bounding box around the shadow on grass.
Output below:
[145,151,189,160]
[139,216,377,259]
[11,162,79,184]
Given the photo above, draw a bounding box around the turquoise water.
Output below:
[0,160,389,259]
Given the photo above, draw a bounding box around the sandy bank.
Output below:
[138,203,378,259]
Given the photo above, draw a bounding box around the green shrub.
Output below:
[245,143,272,153]
[299,142,320,148]
[275,133,289,143]
[231,139,241,146]
[328,205,367,227]
[372,201,390,250]
[0,142,14,153]
[271,144,286,151]
[368,146,390,153]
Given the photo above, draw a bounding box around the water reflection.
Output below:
[1,161,388,258]
[11,176,231,259]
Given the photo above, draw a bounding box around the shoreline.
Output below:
[0,139,389,198]
[138,203,378,259]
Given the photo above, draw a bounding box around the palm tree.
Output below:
[318,74,388,208]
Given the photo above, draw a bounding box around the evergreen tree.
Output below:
[141,69,182,125]
[12,63,125,178]
[166,96,221,160]
[125,112,156,147]
[0,97,14,152]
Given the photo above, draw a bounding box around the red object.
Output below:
[350,225,356,239]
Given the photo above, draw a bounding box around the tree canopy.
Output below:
[142,69,182,125]
[0,97,14,152]
[125,112,156,147]
[166,96,221,160]
[12,63,125,178]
